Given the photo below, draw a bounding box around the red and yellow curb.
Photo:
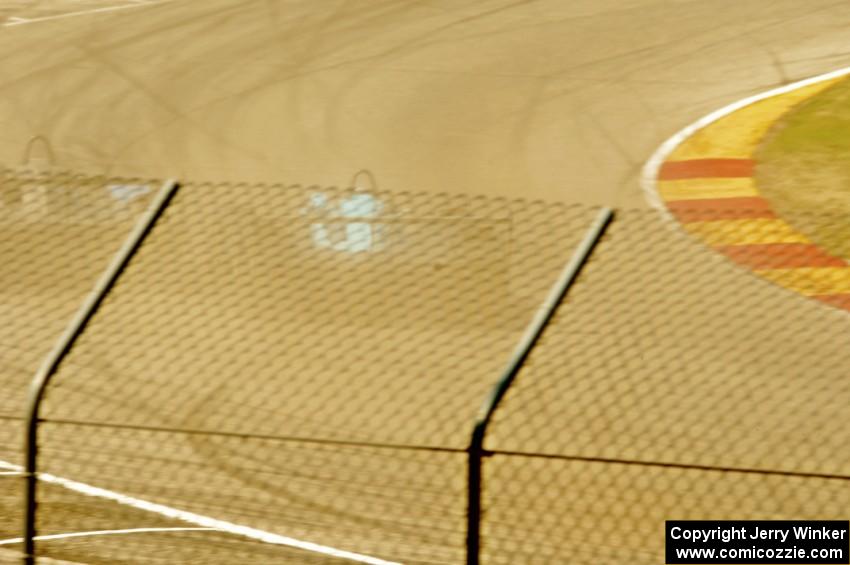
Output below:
[652,78,850,312]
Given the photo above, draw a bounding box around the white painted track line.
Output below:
[0,460,401,564]
[3,1,169,27]
[640,65,850,213]
[0,528,216,546]
[0,3,400,561]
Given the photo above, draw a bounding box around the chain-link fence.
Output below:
[483,209,850,564]
[1,170,848,564]
[0,169,159,558]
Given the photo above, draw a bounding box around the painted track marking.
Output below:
[641,65,850,213]
[0,528,216,546]
[3,1,169,27]
[641,65,850,313]
[0,2,399,560]
[0,460,401,564]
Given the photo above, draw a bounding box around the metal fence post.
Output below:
[22,179,180,565]
[465,207,614,565]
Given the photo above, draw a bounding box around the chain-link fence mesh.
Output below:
[2,175,847,564]
[0,169,158,550]
[33,181,599,563]
[482,209,850,564]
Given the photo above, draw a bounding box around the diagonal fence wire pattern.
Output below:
[0,169,158,549]
[482,209,850,564]
[0,168,848,563]
[0,170,157,421]
[31,178,601,563]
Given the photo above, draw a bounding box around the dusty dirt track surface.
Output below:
[2,1,850,564]
[1,1,849,203]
